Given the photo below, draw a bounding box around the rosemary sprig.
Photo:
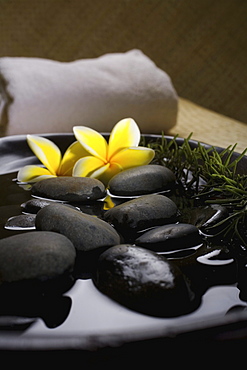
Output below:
[142,133,247,246]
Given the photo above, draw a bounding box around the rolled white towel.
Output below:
[0,49,178,136]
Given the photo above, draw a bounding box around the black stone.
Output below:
[21,198,55,214]
[104,194,178,236]
[0,231,76,284]
[93,244,196,317]
[108,165,176,196]
[36,203,120,252]
[135,223,202,252]
[5,214,36,230]
[182,204,229,234]
[31,176,106,202]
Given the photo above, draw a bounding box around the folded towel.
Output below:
[0,49,178,136]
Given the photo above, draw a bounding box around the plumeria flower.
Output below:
[72,118,155,185]
[17,135,88,183]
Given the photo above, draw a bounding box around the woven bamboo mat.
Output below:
[168,98,247,154]
[0,0,246,124]
[0,0,246,152]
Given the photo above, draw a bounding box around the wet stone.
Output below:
[35,203,120,252]
[108,164,176,196]
[182,204,229,233]
[104,194,178,236]
[0,231,76,284]
[31,176,106,202]
[5,214,36,230]
[21,198,55,214]
[93,244,196,317]
[135,223,202,252]
[76,201,105,219]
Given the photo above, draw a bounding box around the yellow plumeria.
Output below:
[17,136,88,183]
[17,118,155,185]
[72,118,155,185]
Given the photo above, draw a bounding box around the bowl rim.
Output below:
[0,132,246,351]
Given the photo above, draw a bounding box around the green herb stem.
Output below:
[144,133,247,246]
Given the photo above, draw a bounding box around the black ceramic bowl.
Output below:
[0,133,247,357]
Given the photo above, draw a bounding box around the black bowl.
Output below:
[0,133,247,356]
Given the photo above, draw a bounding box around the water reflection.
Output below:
[0,170,247,342]
[0,281,73,330]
